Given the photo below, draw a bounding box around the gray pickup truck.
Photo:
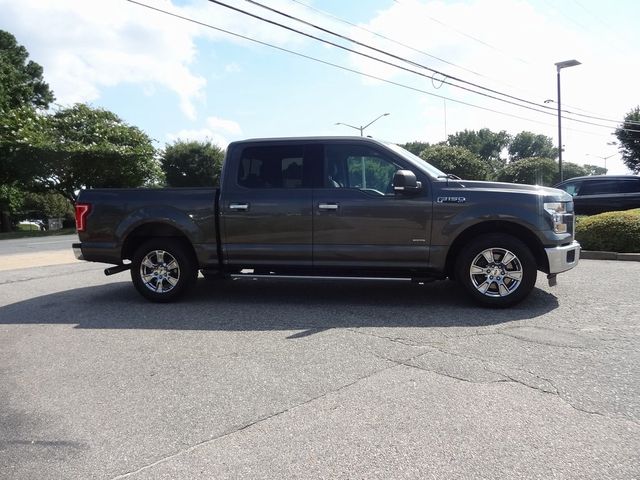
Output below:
[73,136,580,307]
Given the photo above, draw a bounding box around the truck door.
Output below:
[221,143,314,268]
[313,143,431,270]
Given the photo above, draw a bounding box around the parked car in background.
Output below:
[554,175,640,215]
[18,220,46,231]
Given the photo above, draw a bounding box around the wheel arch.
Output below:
[121,222,197,263]
[445,221,548,279]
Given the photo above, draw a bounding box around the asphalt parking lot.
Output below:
[0,254,638,479]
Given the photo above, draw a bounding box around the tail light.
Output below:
[75,203,91,232]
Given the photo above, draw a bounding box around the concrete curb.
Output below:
[581,251,640,262]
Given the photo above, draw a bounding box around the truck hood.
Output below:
[447,179,571,201]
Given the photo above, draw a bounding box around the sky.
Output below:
[1,0,638,175]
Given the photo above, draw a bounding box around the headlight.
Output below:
[544,202,566,214]
[544,202,569,234]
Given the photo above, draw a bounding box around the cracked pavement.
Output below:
[0,258,638,479]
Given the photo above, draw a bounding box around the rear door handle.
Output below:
[229,203,249,211]
[318,203,339,211]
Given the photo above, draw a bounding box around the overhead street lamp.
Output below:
[335,113,390,136]
[554,59,581,182]
[586,153,616,173]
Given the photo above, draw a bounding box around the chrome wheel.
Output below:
[469,247,523,298]
[139,250,180,293]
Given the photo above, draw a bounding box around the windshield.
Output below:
[384,142,446,178]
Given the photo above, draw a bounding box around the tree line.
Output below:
[401,128,608,185]
[1,29,639,232]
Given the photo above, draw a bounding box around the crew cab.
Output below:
[73,137,580,307]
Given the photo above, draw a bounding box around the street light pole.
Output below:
[335,113,390,188]
[554,59,581,182]
[586,153,616,173]
[335,113,390,137]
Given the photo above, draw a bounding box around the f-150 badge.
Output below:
[437,196,466,203]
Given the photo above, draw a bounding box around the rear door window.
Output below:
[238,145,310,189]
[580,180,623,195]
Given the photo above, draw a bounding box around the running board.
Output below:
[229,274,434,283]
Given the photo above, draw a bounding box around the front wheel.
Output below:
[455,234,537,308]
[131,239,197,302]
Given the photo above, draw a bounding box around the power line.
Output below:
[560,107,640,127]
[290,0,640,127]
[238,0,556,114]
[392,0,534,66]
[225,0,638,130]
[288,0,500,83]
[126,0,639,136]
[122,1,560,128]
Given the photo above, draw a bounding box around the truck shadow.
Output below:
[0,277,559,332]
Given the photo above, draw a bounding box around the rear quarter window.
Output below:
[619,179,640,193]
[579,180,623,196]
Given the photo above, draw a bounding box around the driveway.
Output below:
[0,259,638,479]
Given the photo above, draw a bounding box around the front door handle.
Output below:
[229,203,249,211]
[318,203,339,211]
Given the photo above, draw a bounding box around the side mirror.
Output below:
[393,170,422,194]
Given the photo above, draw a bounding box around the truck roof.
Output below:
[556,175,639,184]
[228,136,389,146]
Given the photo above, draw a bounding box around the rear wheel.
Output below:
[455,234,537,308]
[131,239,197,302]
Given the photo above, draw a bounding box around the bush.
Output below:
[576,209,640,253]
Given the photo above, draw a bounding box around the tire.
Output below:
[131,239,197,303]
[454,233,537,308]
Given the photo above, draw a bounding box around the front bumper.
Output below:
[545,241,580,274]
[72,243,84,261]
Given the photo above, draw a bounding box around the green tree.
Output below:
[419,145,488,180]
[447,128,510,162]
[161,140,225,187]
[583,164,607,176]
[555,162,608,181]
[21,191,73,219]
[0,30,54,231]
[0,30,54,110]
[615,106,640,173]
[0,105,51,185]
[497,157,557,186]
[36,104,161,200]
[0,184,25,231]
[400,141,430,156]
[508,131,557,161]
[561,162,588,181]
[0,106,51,231]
